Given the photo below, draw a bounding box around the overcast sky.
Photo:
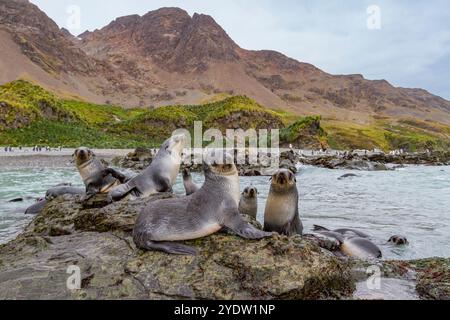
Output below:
[29,0,450,100]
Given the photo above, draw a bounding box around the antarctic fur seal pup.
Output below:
[73,147,127,201]
[239,185,258,219]
[182,168,199,196]
[133,153,273,255]
[108,134,186,202]
[264,169,303,236]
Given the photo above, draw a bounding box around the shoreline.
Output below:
[0,149,133,169]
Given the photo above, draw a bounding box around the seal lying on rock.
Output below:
[312,226,382,259]
[24,185,85,215]
[239,185,258,219]
[46,186,85,200]
[24,199,47,215]
[182,168,199,196]
[73,147,127,200]
[108,134,186,202]
[264,169,303,236]
[133,153,273,255]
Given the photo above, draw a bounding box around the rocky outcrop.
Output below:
[0,194,355,300]
[354,258,450,300]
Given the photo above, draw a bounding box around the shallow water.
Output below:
[1,165,449,261]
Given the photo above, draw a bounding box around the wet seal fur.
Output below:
[73,147,126,201]
[264,169,303,236]
[108,134,186,202]
[133,152,273,255]
[24,185,85,215]
[312,225,382,259]
[239,185,258,219]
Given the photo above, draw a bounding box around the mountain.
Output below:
[1,0,450,128]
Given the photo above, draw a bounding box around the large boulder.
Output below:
[0,194,354,300]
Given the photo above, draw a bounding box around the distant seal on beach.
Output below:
[182,168,199,196]
[73,147,127,200]
[312,226,382,259]
[388,235,409,245]
[264,169,303,236]
[108,134,186,202]
[239,185,258,219]
[133,152,273,255]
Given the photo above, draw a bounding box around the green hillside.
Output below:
[0,80,449,151]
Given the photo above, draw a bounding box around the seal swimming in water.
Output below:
[108,134,186,202]
[264,169,303,236]
[239,185,258,219]
[338,173,360,180]
[182,168,199,196]
[388,235,409,245]
[73,147,127,201]
[133,152,273,255]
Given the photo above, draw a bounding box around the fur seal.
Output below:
[23,186,85,215]
[239,185,258,219]
[73,147,126,200]
[264,169,303,236]
[388,235,409,245]
[133,153,273,255]
[313,226,382,259]
[182,168,199,196]
[108,134,186,202]
[25,199,47,215]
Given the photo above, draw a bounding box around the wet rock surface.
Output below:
[351,258,450,300]
[0,194,354,300]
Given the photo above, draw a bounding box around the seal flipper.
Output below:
[223,206,274,240]
[103,168,127,183]
[152,174,173,193]
[282,210,303,236]
[107,183,137,202]
[83,184,100,201]
[139,241,197,256]
[313,225,330,232]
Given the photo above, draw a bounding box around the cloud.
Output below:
[29,0,450,100]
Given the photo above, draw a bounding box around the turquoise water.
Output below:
[1,166,449,260]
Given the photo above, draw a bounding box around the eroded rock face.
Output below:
[0,194,354,300]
